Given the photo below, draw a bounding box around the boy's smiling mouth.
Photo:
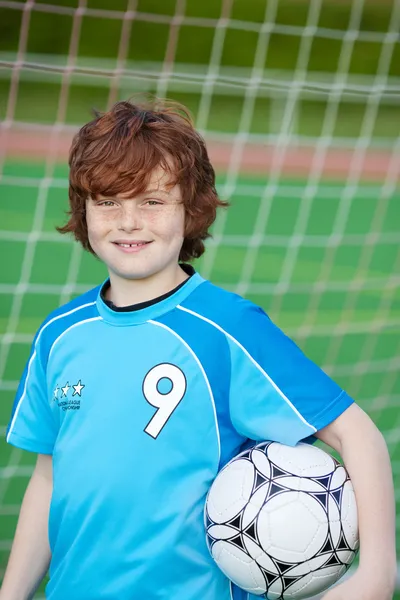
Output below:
[113,240,153,252]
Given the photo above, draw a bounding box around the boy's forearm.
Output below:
[340,420,396,582]
[0,459,52,600]
[319,404,396,591]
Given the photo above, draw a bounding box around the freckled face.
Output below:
[85,165,185,285]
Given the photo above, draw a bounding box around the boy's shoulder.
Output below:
[34,284,101,349]
[182,278,267,333]
[42,284,100,326]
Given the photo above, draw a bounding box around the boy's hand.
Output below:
[321,569,395,600]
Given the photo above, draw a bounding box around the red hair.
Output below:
[58,98,228,261]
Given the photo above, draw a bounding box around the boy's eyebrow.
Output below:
[144,188,171,195]
[92,188,175,201]
[93,189,168,197]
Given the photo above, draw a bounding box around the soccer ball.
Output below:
[205,441,359,599]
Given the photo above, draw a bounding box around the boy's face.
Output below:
[86,164,185,285]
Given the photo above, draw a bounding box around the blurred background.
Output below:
[0,0,399,597]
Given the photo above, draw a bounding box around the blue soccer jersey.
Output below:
[7,271,353,600]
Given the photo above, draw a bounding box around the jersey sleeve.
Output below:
[228,305,354,446]
[6,330,57,454]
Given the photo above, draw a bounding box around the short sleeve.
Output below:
[228,305,354,446]
[6,330,57,454]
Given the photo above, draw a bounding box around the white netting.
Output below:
[0,0,399,594]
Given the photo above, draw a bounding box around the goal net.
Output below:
[0,0,399,593]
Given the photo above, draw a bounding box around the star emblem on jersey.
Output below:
[72,380,85,396]
[61,383,70,397]
[53,380,85,412]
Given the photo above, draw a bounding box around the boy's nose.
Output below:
[117,203,142,232]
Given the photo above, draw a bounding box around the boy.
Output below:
[1,99,396,600]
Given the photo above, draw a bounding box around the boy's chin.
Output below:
[109,266,167,282]
[112,270,155,282]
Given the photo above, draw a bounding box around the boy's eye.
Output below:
[98,200,115,207]
[145,199,162,206]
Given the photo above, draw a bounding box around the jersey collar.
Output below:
[96,272,205,326]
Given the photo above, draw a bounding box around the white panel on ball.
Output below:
[267,443,335,477]
[207,459,254,523]
[251,449,272,478]
[280,476,327,494]
[242,536,279,573]
[212,541,267,594]
[280,565,346,599]
[341,481,359,549]
[242,484,270,528]
[208,524,240,540]
[327,496,341,547]
[330,466,347,489]
[336,549,355,564]
[257,492,329,562]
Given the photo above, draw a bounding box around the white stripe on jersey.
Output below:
[48,317,102,360]
[148,319,221,464]
[7,302,97,442]
[177,305,316,433]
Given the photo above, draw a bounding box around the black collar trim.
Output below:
[100,264,195,313]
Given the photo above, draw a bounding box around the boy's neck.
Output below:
[105,264,189,308]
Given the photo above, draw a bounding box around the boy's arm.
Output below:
[0,454,52,600]
[316,403,396,600]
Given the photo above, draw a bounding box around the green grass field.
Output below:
[0,160,399,596]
